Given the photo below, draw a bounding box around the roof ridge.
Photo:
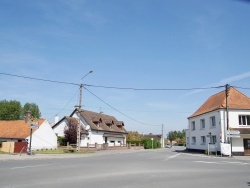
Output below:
[188,86,250,118]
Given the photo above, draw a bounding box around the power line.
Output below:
[84,84,225,91]
[234,86,250,90]
[84,86,161,127]
[46,88,80,121]
[0,72,226,91]
[0,72,79,86]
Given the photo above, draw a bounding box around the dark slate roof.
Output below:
[143,133,162,141]
[75,109,127,134]
[52,116,88,134]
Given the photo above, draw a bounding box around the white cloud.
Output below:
[186,71,250,96]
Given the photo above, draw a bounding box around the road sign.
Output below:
[227,130,240,135]
[227,135,240,138]
[30,125,39,129]
[30,122,38,126]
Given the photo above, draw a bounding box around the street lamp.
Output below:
[81,70,93,80]
[78,70,93,109]
[151,138,154,149]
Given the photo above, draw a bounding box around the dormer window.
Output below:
[92,117,102,128]
[116,121,124,130]
[104,119,112,129]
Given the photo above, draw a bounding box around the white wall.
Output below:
[187,109,250,154]
[228,110,250,128]
[27,120,57,150]
[186,110,222,150]
[53,120,67,137]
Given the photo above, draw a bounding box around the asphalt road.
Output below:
[1,147,250,188]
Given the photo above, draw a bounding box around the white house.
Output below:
[186,87,250,156]
[0,119,57,150]
[52,109,127,147]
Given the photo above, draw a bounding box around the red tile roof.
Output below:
[0,119,45,139]
[189,87,250,118]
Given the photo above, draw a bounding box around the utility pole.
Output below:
[225,84,230,143]
[162,124,164,148]
[76,70,93,152]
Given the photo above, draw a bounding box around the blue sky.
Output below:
[1,0,250,136]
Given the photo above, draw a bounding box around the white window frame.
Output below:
[210,116,216,127]
[200,119,205,129]
[239,115,250,126]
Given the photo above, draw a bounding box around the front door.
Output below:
[243,139,250,155]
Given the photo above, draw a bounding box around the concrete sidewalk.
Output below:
[0,148,144,161]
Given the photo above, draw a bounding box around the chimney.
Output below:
[55,114,59,124]
[25,111,31,123]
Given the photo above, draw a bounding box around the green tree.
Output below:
[22,103,41,119]
[126,131,143,141]
[167,129,186,146]
[0,100,22,120]
[167,131,177,146]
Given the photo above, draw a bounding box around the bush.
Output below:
[58,136,66,146]
[142,138,161,149]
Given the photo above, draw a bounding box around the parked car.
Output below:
[165,144,171,148]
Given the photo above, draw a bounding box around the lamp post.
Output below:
[76,70,93,151]
[151,138,154,149]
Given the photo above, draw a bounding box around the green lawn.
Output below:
[0,149,92,155]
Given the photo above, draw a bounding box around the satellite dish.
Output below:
[86,125,91,132]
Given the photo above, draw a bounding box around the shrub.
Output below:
[58,136,66,146]
[142,138,161,149]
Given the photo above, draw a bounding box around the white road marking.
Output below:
[11,164,50,170]
[164,153,181,161]
[194,161,249,165]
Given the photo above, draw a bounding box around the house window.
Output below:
[211,135,216,144]
[200,119,205,129]
[191,137,196,145]
[239,115,250,126]
[110,140,115,143]
[191,121,195,130]
[187,137,189,144]
[210,116,216,127]
[201,136,206,145]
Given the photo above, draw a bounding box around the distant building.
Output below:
[143,133,164,147]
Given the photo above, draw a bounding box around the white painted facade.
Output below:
[53,111,127,147]
[53,119,67,137]
[71,112,126,147]
[186,109,250,153]
[27,120,57,150]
